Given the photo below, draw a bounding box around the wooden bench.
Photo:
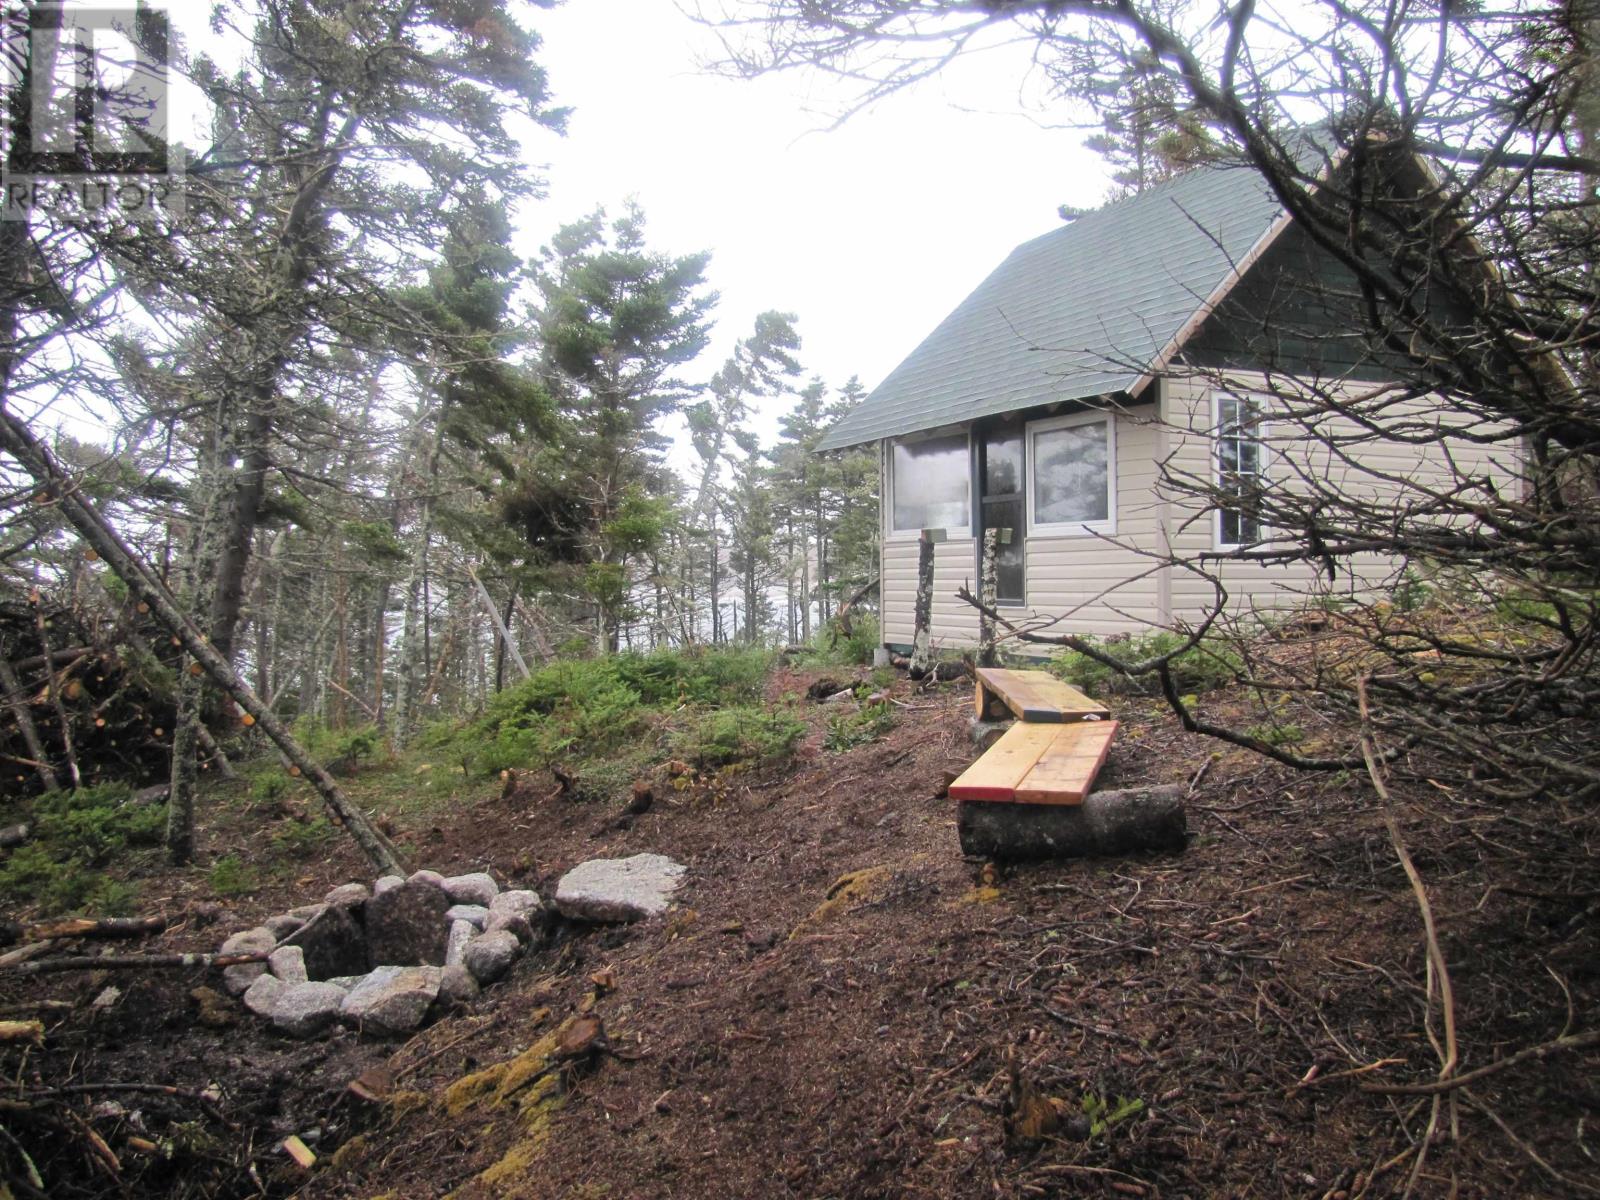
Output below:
[974,667,1109,724]
[949,719,1119,806]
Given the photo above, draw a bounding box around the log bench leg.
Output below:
[957,785,1187,861]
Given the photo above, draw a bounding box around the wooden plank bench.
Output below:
[949,719,1119,806]
[974,667,1109,724]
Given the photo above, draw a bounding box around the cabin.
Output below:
[819,148,1526,656]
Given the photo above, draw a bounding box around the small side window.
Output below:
[1216,393,1267,547]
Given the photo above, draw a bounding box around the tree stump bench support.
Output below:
[953,670,1185,859]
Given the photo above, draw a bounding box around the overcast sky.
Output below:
[515,3,1116,444]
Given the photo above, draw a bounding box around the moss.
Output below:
[791,865,896,937]
[439,1011,571,1198]
[389,1089,431,1117]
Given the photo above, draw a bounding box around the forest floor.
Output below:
[2,664,1598,1199]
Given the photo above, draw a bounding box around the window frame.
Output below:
[1212,389,1271,550]
[1025,410,1117,538]
[885,426,973,541]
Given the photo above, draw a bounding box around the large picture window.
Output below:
[890,431,970,535]
[1216,393,1267,547]
[1027,413,1114,536]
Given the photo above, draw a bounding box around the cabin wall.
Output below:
[880,403,1170,654]
[878,376,1524,651]
[1160,372,1526,623]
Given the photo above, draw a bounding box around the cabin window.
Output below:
[1216,392,1267,547]
[889,431,970,535]
[1027,412,1114,536]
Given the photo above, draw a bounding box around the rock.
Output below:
[373,875,404,895]
[324,882,371,908]
[281,904,368,980]
[220,926,277,955]
[554,853,687,922]
[341,966,441,1035]
[444,919,474,968]
[268,945,308,985]
[223,961,269,995]
[242,972,287,1018]
[364,880,450,968]
[263,913,304,940]
[219,926,277,995]
[406,869,447,892]
[326,975,365,989]
[437,965,479,1008]
[271,982,348,1038]
[485,911,533,944]
[463,930,521,984]
[442,872,499,906]
[287,903,326,922]
[445,904,489,929]
[488,889,541,918]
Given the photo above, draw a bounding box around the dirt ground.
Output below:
[3,667,1598,1199]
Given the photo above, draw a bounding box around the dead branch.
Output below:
[3,951,268,976]
[1361,1028,1600,1096]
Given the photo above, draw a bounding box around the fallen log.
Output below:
[0,915,168,946]
[957,785,1187,861]
[4,951,269,977]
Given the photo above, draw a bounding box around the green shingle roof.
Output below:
[818,161,1286,451]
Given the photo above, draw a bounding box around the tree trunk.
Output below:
[978,528,1000,669]
[956,786,1187,860]
[0,410,406,877]
[0,657,59,792]
[908,531,936,678]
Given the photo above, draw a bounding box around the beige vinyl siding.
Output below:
[881,403,1172,650]
[1161,373,1525,622]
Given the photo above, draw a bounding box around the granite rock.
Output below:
[271,982,347,1038]
[268,945,308,985]
[554,853,687,922]
[364,880,450,968]
[463,930,521,984]
[445,904,489,929]
[443,872,499,906]
[341,966,441,1035]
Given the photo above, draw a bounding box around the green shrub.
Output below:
[32,784,165,865]
[816,612,880,666]
[1051,632,1241,697]
[673,706,806,769]
[459,647,775,775]
[209,854,259,897]
[249,770,292,808]
[0,784,159,916]
[824,700,898,752]
[270,816,335,858]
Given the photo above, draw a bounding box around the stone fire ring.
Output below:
[217,870,542,1038]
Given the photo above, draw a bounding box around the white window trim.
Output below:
[885,427,972,542]
[1212,389,1272,550]
[1026,411,1117,538]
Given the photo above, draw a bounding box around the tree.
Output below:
[713,0,1600,796]
[530,203,716,651]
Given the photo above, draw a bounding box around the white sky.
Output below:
[515,3,1116,447]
